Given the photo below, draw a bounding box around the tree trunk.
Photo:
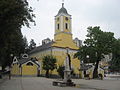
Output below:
[93,60,99,78]
[46,70,49,78]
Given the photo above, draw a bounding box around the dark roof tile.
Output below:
[29,42,54,54]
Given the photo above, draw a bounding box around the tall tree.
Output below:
[42,55,57,78]
[0,0,35,68]
[29,39,36,50]
[75,26,115,78]
[0,0,35,30]
[109,39,120,72]
[74,45,97,63]
[23,36,29,53]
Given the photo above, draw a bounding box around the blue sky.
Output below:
[22,0,120,45]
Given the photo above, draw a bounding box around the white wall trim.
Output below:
[21,61,39,68]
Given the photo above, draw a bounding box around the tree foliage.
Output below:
[29,39,36,50]
[0,0,35,68]
[109,39,120,72]
[42,55,57,78]
[75,26,115,78]
[23,36,28,50]
[0,0,35,30]
[74,45,96,63]
[57,66,64,79]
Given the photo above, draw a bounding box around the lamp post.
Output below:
[9,54,13,79]
[86,55,89,64]
[10,54,13,63]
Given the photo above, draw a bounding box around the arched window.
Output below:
[65,23,68,29]
[57,24,59,30]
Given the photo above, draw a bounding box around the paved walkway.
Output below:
[0,77,120,90]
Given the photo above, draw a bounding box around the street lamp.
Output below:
[86,55,89,64]
[9,54,13,79]
[86,55,89,59]
[10,54,13,67]
[10,54,13,57]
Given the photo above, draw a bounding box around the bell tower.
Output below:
[54,3,72,41]
[53,2,78,49]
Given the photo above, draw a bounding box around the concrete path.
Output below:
[0,77,120,90]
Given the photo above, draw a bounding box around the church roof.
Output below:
[56,3,71,16]
[18,58,31,64]
[18,58,40,67]
[29,42,54,54]
[29,41,79,55]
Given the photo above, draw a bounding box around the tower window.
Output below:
[65,17,68,21]
[65,23,68,29]
[57,24,59,30]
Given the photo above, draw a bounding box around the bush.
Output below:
[57,66,64,79]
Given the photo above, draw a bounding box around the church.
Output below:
[29,3,82,77]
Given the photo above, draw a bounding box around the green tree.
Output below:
[22,36,31,53]
[74,45,96,63]
[57,66,64,79]
[75,26,115,78]
[109,39,120,72]
[29,39,36,50]
[0,0,35,30]
[0,29,26,67]
[42,55,57,78]
[0,0,35,68]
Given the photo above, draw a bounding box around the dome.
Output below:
[58,7,68,15]
[56,3,70,16]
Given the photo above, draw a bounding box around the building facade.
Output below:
[11,54,40,76]
[80,63,104,79]
[29,3,81,77]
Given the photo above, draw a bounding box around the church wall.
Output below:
[54,32,72,41]
[55,15,71,34]
[63,16,71,32]
[30,49,53,75]
[30,47,80,76]
[22,63,38,76]
[53,33,78,49]
[50,48,80,75]
[30,49,52,60]
[11,64,20,75]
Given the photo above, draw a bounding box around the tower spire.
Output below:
[62,0,64,7]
